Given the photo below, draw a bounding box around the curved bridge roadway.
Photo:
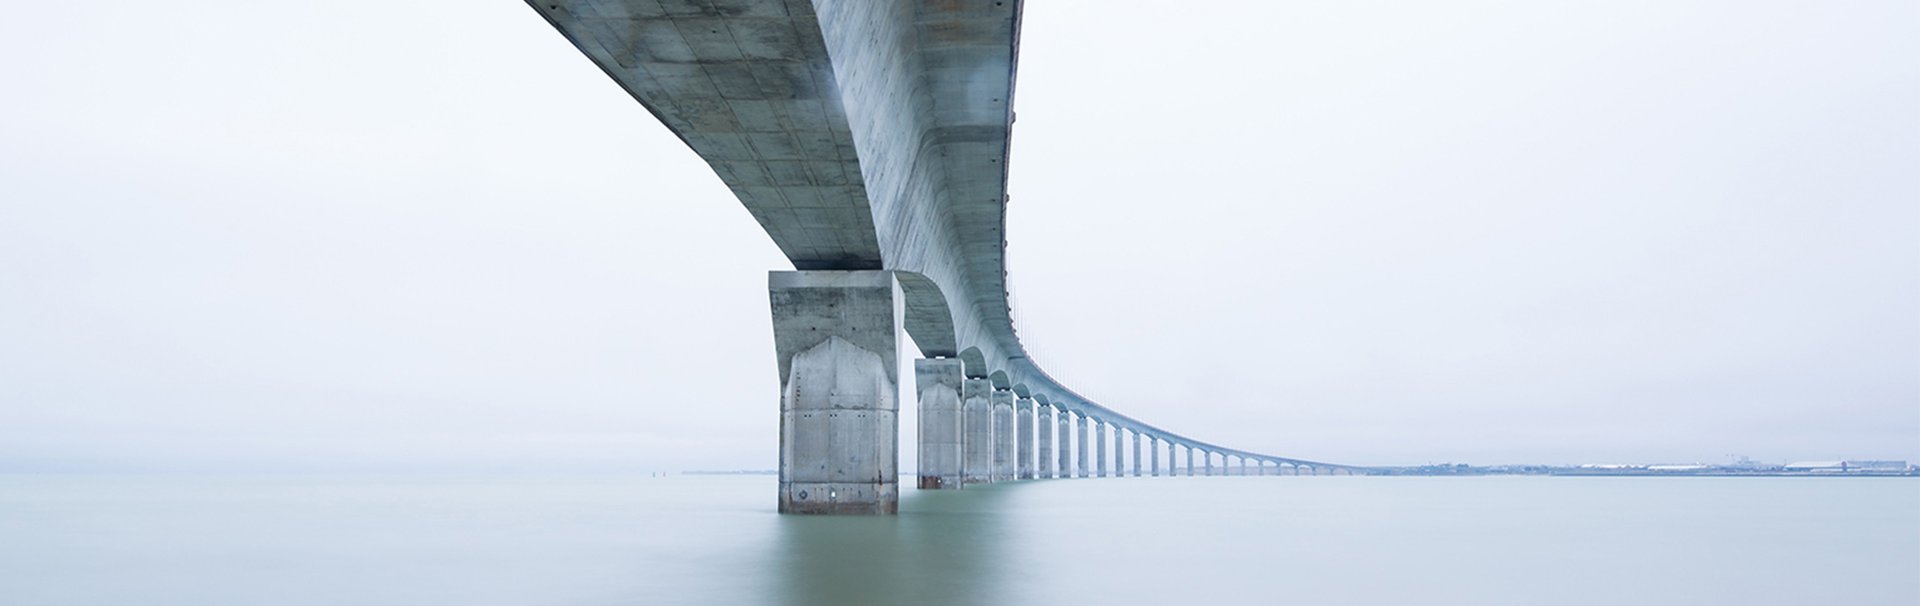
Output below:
[528,0,1367,513]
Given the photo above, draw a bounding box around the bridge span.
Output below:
[528,0,1367,513]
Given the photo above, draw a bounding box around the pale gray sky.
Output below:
[1,1,1914,472]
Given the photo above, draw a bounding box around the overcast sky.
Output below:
[1,1,1914,472]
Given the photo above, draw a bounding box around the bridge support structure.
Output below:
[771,271,901,514]
[1149,437,1160,476]
[1094,419,1108,477]
[992,390,1015,482]
[1016,397,1035,480]
[1076,414,1090,478]
[962,378,994,485]
[1057,410,1072,478]
[1121,431,1136,477]
[1036,404,1053,479]
[914,358,963,490]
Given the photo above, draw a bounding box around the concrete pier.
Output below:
[1058,411,1073,478]
[1076,414,1090,478]
[1111,425,1124,478]
[1094,419,1108,478]
[913,359,964,490]
[1130,430,1142,477]
[1016,397,1035,480]
[770,271,902,515]
[991,389,1015,482]
[961,378,994,485]
[1184,446,1195,476]
[1036,404,1054,479]
[1149,437,1160,476]
[1204,451,1215,476]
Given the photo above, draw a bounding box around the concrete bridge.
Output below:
[527,0,1367,513]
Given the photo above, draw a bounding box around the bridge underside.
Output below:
[528,0,1366,513]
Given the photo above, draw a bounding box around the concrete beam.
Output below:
[771,270,901,514]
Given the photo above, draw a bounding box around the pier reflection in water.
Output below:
[773,486,1014,606]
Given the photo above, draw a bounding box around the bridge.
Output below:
[527,0,1367,513]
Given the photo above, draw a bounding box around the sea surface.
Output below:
[0,474,1914,605]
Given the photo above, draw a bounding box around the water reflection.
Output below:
[771,483,1017,606]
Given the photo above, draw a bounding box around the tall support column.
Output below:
[1149,436,1160,476]
[913,359,964,490]
[991,389,1014,482]
[1094,419,1108,478]
[771,271,901,515]
[961,378,994,485]
[1130,430,1142,477]
[1057,410,1072,478]
[1110,425,1124,478]
[1183,445,1194,476]
[1036,404,1054,479]
[1015,397,1035,480]
[1204,451,1215,476]
[1076,414,1090,478]
[1256,459,1267,476]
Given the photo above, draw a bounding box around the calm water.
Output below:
[0,474,1914,605]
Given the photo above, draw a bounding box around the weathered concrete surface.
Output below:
[914,358,963,489]
[1076,414,1090,479]
[1094,419,1108,478]
[1131,431,1142,477]
[961,377,993,485]
[1149,437,1160,477]
[771,271,901,514]
[1015,397,1034,480]
[991,389,1014,482]
[1057,411,1072,479]
[1036,404,1053,479]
